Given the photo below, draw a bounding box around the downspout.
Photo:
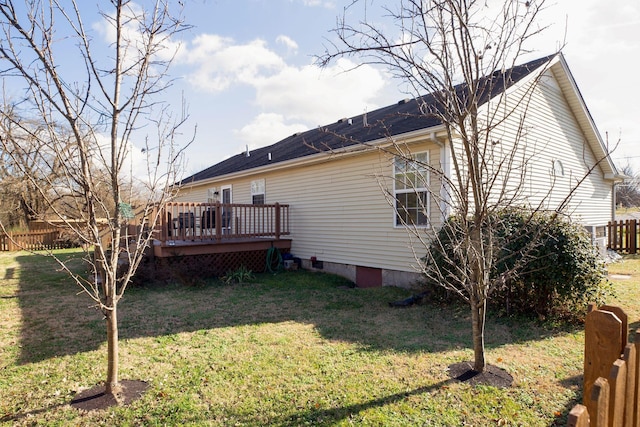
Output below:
[612,181,617,222]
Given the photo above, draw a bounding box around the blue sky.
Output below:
[7,0,638,175]
[163,0,639,176]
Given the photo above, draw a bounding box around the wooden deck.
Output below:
[151,202,291,258]
[152,236,292,257]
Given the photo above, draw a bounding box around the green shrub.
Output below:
[423,208,612,320]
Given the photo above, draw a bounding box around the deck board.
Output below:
[152,237,292,257]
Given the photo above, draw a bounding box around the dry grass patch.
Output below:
[1,249,639,425]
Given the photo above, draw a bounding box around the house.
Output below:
[175,54,622,287]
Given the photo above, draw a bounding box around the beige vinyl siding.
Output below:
[181,143,442,273]
[266,146,442,272]
[522,70,613,226]
[466,68,612,226]
[174,185,210,203]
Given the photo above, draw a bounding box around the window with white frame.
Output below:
[251,179,265,204]
[393,152,429,226]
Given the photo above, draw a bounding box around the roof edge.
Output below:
[181,124,447,186]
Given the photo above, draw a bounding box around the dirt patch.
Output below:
[448,362,513,388]
[70,380,148,411]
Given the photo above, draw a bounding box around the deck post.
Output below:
[215,202,222,240]
[275,203,281,240]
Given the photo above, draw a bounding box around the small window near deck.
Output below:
[393,152,429,226]
[251,179,265,204]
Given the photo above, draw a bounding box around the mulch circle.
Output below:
[448,361,513,388]
[70,380,149,411]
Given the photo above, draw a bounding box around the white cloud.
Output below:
[234,113,308,149]
[276,35,299,53]
[180,33,389,147]
[252,58,387,124]
[296,0,335,8]
[184,35,285,91]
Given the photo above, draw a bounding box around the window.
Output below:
[393,152,429,226]
[251,179,265,204]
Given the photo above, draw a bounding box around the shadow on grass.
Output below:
[14,250,581,366]
[272,378,455,426]
[0,402,68,424]
[14,251,106,365]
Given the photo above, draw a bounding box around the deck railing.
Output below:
[156,202,290,244]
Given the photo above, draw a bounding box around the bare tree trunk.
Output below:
[105,298,120,395]
[470,293,486,372]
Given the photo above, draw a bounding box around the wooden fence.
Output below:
[0,229,64,251]
[608,219,640,254]
[567,304,640,426]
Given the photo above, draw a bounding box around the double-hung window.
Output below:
[251,179,265,205]
[393,152,429,226]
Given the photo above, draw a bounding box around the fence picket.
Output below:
[623,344,636,427]
[609,220,640,254]
[634,331,640,427]
[592,377,610,427]
[610,359,627,427]
[568,404,590,427]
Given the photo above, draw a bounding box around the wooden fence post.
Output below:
[584,308,624,419]
[601,305,629,355]
[7,232,15,251]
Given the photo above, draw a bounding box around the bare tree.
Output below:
[0,0,191,399]
[616,164,640,208]
[0,105,71,227]
[320,0,615,373]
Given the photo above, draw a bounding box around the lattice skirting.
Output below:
[133,248,287,284]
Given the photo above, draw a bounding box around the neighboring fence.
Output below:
[0,229,64,251]
[567,304,639,426]
[608,219,640,254]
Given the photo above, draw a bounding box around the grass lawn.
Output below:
[1,249,639,426]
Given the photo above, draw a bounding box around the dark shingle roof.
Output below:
[182,55,555,184]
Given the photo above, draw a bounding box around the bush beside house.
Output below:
[424,208,611,319]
